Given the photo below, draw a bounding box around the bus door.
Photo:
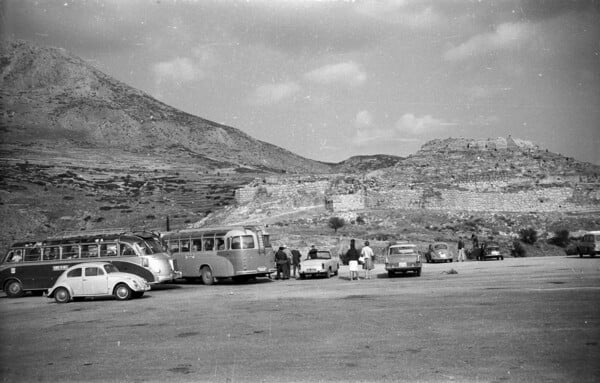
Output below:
[19,247,44,289]
[176,237,194,276]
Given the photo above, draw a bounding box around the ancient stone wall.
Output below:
[235,176,599,213]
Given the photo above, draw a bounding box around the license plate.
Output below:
[306,268,316,272]
[257,266,266,272]
[397,262,407,267]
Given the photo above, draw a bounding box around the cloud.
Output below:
[248,81,301,105]
[355,110,373,128]
[444,22,534,61]
[304,61,367,87]
[153,57,205,83]
[395,113,456,135]
[354,1,442,29]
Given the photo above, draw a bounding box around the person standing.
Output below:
[308,245,318,259]
[360,240,374,279]
[346,239,360,281]
[291,248,302,278]
[471,233,479,249]
[457,236,465,262]
[282,246,293,279]
[275,246,288,280]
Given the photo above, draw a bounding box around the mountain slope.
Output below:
[0,39,332,174]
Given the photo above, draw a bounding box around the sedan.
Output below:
[299,250,339,279]
[385,242,422,277]
[425,242,454,263]
[46,262,150,303]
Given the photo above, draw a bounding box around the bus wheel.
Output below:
[5,280,24,298]
[201,267,214,285]
[54,287,70,304]
[114,284,132,300]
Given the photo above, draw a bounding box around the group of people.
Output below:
[274,245,302,280]
[457,233,481,262]
[345,239,375,281]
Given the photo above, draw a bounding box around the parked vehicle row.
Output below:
[5,227,595,302]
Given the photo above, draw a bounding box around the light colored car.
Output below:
[299,250,339,279]
[425,242,454,263]
[385,242,422,277]
[46,262,150,303]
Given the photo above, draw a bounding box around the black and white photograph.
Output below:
[1,0,599,382]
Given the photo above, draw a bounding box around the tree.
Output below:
[519,227,538,245]
[328,217,345,233]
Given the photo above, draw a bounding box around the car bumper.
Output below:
[235,268,276,276]
[153,271,183,283]
[385,263,421,272]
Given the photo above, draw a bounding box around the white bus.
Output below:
[1,229,181,298]
[161,226,275,284]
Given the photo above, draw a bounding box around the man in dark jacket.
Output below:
[275,246,289,280]
[291,248,302,278]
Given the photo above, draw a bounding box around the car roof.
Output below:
[390,243,416,248]
[66,262,112,270]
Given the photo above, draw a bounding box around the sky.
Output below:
[2,0,599,165]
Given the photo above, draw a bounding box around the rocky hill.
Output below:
[0,39,332,174]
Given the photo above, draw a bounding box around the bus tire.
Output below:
[5,279,24,298]
[54,287,70,304]
[201,266,214,285]
[114,284,132,300]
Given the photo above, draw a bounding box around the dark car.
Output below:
[473,242,504,261]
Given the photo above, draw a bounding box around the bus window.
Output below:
[62,245,79,259]
[103,243,118,257]
[81,244,99,258]
[216,237,225,250]
[180,239,190,253]
[43,246,60,261]
[192,238,202,251]
[168,240,180,253]
[67,268,82,278]
[242,235,255,249]
[24,247,41,262]
[120,244,136,256]
[6,250,23,263]
[231,237,241,249]
[203,238,214,251]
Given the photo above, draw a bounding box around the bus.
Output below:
[161,226,275,285]
[0,229,182,298]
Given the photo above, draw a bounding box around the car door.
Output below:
[66,267,84,296]
[83,266,109,295]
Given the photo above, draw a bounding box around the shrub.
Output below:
[519,227,538,244]
[512,240,527,257]
[328,217,345,233]
[548,229,570,247]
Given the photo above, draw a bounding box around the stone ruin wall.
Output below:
[235,177,600,213]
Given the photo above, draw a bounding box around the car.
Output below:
[425,242,454,263]
[299,250,339,279]
[473,242,504,261]
[46,262,151,303]
[385,242,422,277]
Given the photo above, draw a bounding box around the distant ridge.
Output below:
[0,39,332,174]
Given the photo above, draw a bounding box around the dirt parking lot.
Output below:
[1,256,599,383]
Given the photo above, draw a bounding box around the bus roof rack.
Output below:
[48,228,132,240]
